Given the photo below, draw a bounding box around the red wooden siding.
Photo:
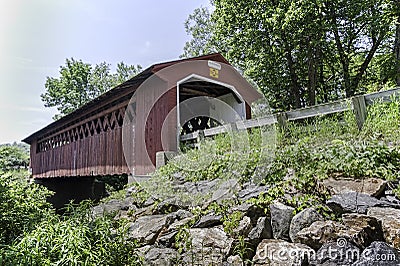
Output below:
[30,106,129,178]
[24,53,263,178]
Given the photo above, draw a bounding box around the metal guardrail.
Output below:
[180,88,400,142]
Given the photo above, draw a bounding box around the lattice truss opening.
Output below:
[36,107,126,152]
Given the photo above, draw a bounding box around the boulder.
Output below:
[182,226,234,265]
[310,240,360,266]
[127,205,153,219]
[293,220,346,250]
[193,214,222,228]
[232,216,252,237]
[183,179,220,195]
[253,239,314,266]
[326,192,396,214]
[353,241,400,265]
[238,183,270,202]
[154,198,189,214]
[230,203,265,225]
[340,213,384,249]
[210,179,240,203]
[171,209,193,221]
[157,217,194,247]
[367,207,400,248]
[248,216,272,245]
[225,255,243,265]
[323,177,386,197]
[136,246,180,266]
[127,214,173,245]
[289,208,324,242]
[91,199,126,217]
[270,202,295,241]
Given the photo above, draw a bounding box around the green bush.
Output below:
[0,171,53,245]
[1,201,142,266]
[0,145,29,171]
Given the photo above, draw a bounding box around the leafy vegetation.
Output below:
[0,171,53,245]
[183,0,400,110]
[154,99,400,212]
[41,58,142,119]
[0,143,29,171]
[0,168,142,265]
[1,202,141,266]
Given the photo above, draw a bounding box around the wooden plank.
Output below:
[238,114,277,129]
[286,100,350,121]
[364,88,400,105]
[180,131,199,142]
[204,125,229,137]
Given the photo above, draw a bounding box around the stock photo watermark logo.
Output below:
[255,238,398,264]
[121,59,276,202]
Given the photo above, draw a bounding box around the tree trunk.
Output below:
[351,33,385,93]
[283,37,302,109]
[395,10,400,86]
[307,39,317,106]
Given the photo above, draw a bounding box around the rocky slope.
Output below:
[93,175,400,265]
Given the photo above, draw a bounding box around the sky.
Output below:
[0,0,209,144]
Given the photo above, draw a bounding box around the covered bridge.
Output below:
[23,54,262,182]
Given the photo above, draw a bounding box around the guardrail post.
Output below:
[276,113,288,133]
[352,95,367,130]
[195,130,204,148]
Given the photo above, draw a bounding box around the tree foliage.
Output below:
[183,0,399,110]
[41,58,142,120]
[0,171,53,245]
[0,144,29,171]
[181,6,216,58]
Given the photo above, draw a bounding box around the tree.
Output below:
[324,0,394,96]
[184,0,398,110]
[181,6,217,58]
[41,58,142,120]
[0,144,29,171]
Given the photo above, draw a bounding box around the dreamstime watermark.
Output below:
[256,238,398,263]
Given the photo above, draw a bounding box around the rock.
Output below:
[340,213,384,249]
[175,209,193,220]
[294,214,384,250]
[127,205,153,219]
[353,241,400,265]
[154,198,187,214]
[193,214,222,228]
[181,226,234,264]
[232,216,252,237]
[137,246,180,266]
[91,199,125,217]
[157,217,194,247]
[367,207,400,248]
[293,220,346,250]
[310,240,360,266]
[142,196,156,207]
[383,195,400,206]
[248,217,272,245]
[230,203,265,225]
[289,208,324,242]
[210,179,240,203]
[127,215,173,245]
[225,255,243,265]
[183,179,220,195]
[270,202,295,241]
[326,192,396,214]
[238,183,270,202]
[253,239,314,266]
[323,177,386,197]
[156,231,177,248]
